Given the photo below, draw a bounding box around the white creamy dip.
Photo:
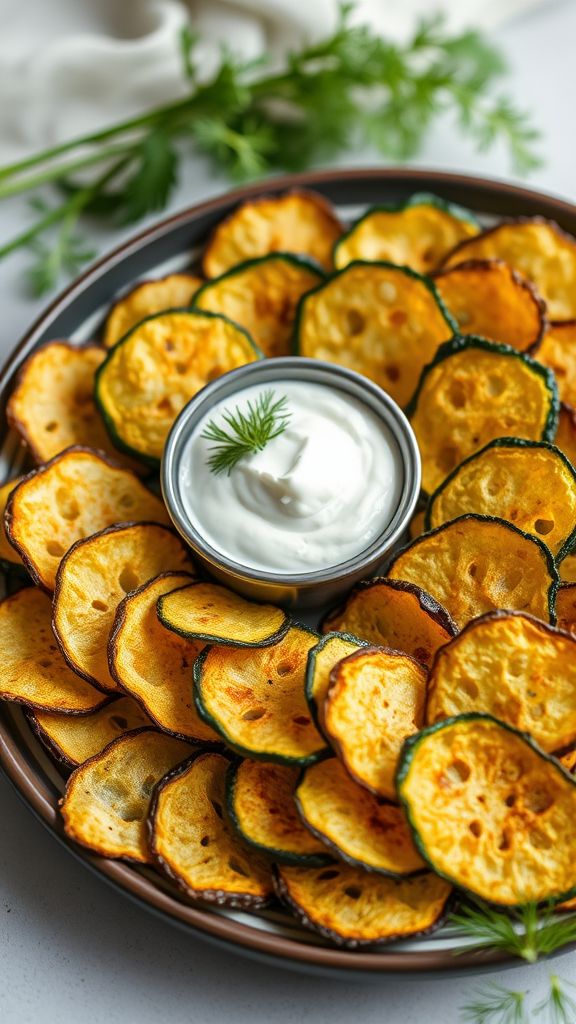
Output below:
[179,381,403,574]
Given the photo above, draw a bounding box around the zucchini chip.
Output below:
[29,695,152,768]
[560,748,576,774]
[194,625,326,764]
[322,579,457,669]
[53,523,194,692]
[0,588,107,714]
[442,218,576,321]
[227,760,330,865]
[305,632,367,729]
[274,864,451,949]
[95,310,260,465]
[157,581,289,648]
[203,190,342,277]
[409,508,426,540]
[61,728,192,862]
[538,321,576,405]
[295,262,454,406]
[150,752,273,907]
[334,193,479,274]
[0,476,24,570]
[555,585,576,636]
[397,714,576,906]
[295,758,425,876]
[556,403,576,468]
[426,439,576,559]
[426,611,576,752]
[102,273,203,348]
[194,254,323,358]
[388,515,558,629]
[432,260,545,352]
[109,573,219,743]
[5,447,169,591]
[407,336,558,493]
[559,553,576,583]
[323,648,428,801]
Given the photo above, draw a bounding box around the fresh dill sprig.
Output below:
[451,900,576,963]
[201,389,291,475]
[535,975,576,1024]
[460,982,527,1024]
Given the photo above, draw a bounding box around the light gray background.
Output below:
[1,2,576,1021]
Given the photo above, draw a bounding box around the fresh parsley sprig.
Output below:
[0,4,541,295]
[201,389,291,476]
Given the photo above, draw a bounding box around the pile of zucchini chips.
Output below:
[4,189,576,949]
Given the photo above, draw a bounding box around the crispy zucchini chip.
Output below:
[408,336,558,493]
[322,579,457,669]
[295,758,425,876]
[150,752,273,907]
[0,588,107,714]
[556,403,576,468]
[334,193,479,274]
[157,581,289,647]
[442,218,576,321]
[275,864,451,948]
[559,553,576,584]
[555,585,576,636]
[53,523,194,692]
[194,254,323,358]
[203,190,342,277]
[30,695,152,768]
[305,632,367,729]
[61,728,192,862]
[5,447,169,591]
[95,310,260,465]
[323,648,427,801]
[295,262,454,406]
[409,508,426,540]
[109,573,219,743]
[0,476,23,569]
[227,760,330,865]
[433,260,545,353]
[397,714,576,906]
[388,515,558,630]
[538,321,576,405]
[427,439,576,559]
[427,611,576,752]
[560,748,576,774]
[194,625,326,764]
[102,273,203,348]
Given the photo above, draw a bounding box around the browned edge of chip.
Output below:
[26,700,115,770]
[440,215,576,270]
[321,577,459,639]
[102,273,203,344]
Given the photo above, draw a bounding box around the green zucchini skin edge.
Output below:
[395,712,576,908]
[193,251,326,314]
[156,582,291,649]
[94,307,263,469]
[424,437,576,562]
[386,512,560,626]
[225,760,332,867]
[304,630,368,731]
[292,258,458,357]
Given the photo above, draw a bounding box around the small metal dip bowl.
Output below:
[162,358,421,608]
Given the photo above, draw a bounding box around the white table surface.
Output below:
[2,2,576,1021]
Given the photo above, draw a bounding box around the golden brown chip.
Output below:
[150,752,273,907]
[408,508,426,540]
[157,581,289,647]
[5,447,169,590]
[555,584,576,636]
[61,728,192,861]
[0,476,23,568]
[556,403,576,467]
[305,632,367,729]
[103,273,203,348]
[53,523,194,692]
[30,695,152,768]
[560,748,576,774]
[537,321,576,405]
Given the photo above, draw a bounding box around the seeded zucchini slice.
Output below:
[95,310,260,465]
[0,476,24,570]
[334,193,479,274]
[305,632,367,729]
[322,579,457,668]
[408,336,558,493]
[30,695,153,768]
[537,321,576,405]
[0,588,107,714]
[53,523,194,692]
[432,260,545,352]
[295,758,425,876]
[323,648,427,801]
[157,581,289,648]
[275,864,451,948]
[203,190,342,277]
[102,273,203,348]
[194,254,323,358]
[556,403,576,468]
[227,760,330,865]
[388,515,558,629]
[426,439,576,559]
[555,585,576,636]
[150,752,273,907]
[194,625,326,764]
[427,611,576,752]
[442,217,576,321]
[5,447,169,591]
[295,261,454,406]
[397,714,576,906]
